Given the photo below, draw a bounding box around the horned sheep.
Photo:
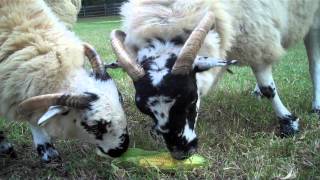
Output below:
[110,0,320,159]
[0,0,129,162]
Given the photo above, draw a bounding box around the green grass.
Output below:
[1,17,320,179]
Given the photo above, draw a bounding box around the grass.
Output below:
[1,16,320,179]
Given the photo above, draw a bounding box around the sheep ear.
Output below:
[193,56,237,72]
[38,106,69,126]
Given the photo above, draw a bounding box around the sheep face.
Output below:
[133,39,200,160]
[78,89,129,158]
[111,12,231,159]
[35,71,129,158]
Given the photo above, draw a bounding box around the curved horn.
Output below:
[83,43,105,77]
[17,93,98,115]
[110,30,145,81]
[172,12,215,75]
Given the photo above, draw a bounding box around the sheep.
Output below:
[219,0,319,136]
[109,0,236,160]
[110,0,319,160]
[0,0,129,162]
[44,0,82,29]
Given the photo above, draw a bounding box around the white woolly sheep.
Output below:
[224,0,319,136]
[109,0,319,159]
[44,0,82,29]
[0,0,128,162]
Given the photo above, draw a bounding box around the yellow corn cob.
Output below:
[115,148,207,170]
[139,153,177,168]
[138,152,206,170]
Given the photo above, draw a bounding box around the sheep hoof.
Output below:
[0,141,17,158]
[278,115,299,137]
[0,132,17,158]
[37,143,61,163]
[311,109,320,117]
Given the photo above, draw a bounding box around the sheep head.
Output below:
[17,44,129,158]
[111,12,236,160]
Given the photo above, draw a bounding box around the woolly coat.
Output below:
[44,0,82,29]
[225,0,320,67]
[121,0,320,85]
[0,0,85,122]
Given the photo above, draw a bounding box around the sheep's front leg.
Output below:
[29,125,60,162]
[252,65,299,137]
[0,131,17,158]
[304,24,320,115]
[251,84,263,100]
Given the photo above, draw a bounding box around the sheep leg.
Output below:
[304,25,320,115]
[197,68,226,96]
[29,125,60,162]
[252,65,299,137]
[0,131,17,158]
[251,84,263,100]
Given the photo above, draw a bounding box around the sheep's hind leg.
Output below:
[252,65,299,137]
[29,124,60,162]
[0,131,17,158]
[304,22,320,116]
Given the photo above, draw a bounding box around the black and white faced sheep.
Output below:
[110,0,320,160]
[0,0,128,162]
[110,0,236,160]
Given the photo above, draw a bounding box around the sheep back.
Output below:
[0,0,85,121]
[121,0,234,59]
[44,0,82,29]
[226,0,320,66]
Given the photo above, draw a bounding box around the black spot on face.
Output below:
[171,36,185,45]
[153,110,159,115]
[150,100,159,106]
[81,120,110,140]
[155,37,165,44]
[183,28,192,35]
[132,45,139,53]
[165,54,177,69]
[141,55,156,65]
[73,119,77,123]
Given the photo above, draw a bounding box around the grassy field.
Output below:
[1,17,320,179]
